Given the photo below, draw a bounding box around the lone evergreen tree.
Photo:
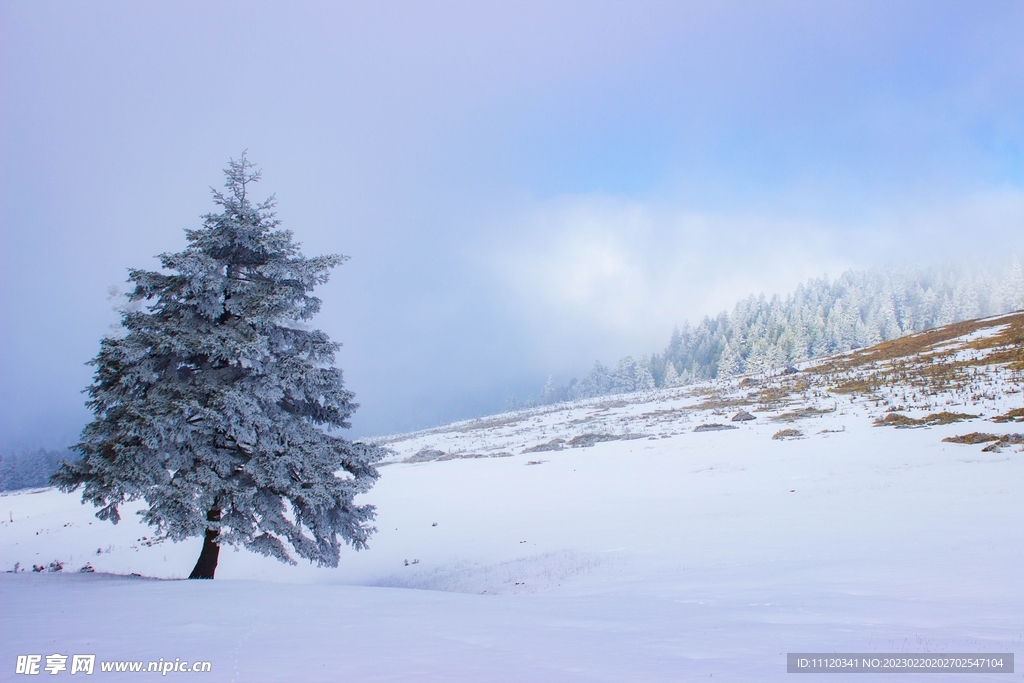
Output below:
[52,155,384,579]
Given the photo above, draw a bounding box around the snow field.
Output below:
[3,317,1023,681]
[3,407,1022,681]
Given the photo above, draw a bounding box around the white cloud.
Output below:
[493,196,848,349]
[487,187,1024,370]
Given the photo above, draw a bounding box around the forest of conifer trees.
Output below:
[538,261,1024,404]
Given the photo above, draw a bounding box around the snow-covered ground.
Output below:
[2,313,1023,681]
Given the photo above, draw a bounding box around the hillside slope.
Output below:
[2,312,1022,681]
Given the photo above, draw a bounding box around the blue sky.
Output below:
[2,1,1023,448]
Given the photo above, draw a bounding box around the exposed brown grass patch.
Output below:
[772,428,802,440]
[874,413,921,427]
[403,449,515,463]
[964,314,1024,357]
[980,434,1024,451]
[942,432,999,444]
[771,406,835,422]
[808,312,1024,376]
[523,439,565,453]
[831,379,878,394]
[992,408,1024,423]
[693,423,739,432]
[595,400,629,410]
[926,411,978,425]
[758,386,792,400]
[874,411,976,428]
[691,397,756,411]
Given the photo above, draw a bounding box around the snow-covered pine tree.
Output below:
[51,155,385,579]
[660,359,680,388]
[610,356,640,394]
[717,341,742,378]
[634,355,656,391]
[541,375,556,403]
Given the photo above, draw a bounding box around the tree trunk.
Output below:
[188,508,221,579]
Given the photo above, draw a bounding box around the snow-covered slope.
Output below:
[2,312,1022,681]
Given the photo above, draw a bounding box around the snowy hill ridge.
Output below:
[376,310,1024,465]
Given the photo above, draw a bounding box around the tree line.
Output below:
[538,261,1024,404]
[0,449,70,492]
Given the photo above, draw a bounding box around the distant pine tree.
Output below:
[717,342,742,378]
[1006,258,1024,310]
[52,155,385,579]
[661,360,681,387]
[541,375,556,403]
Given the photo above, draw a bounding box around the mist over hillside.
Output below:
[535,261,1024,405]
